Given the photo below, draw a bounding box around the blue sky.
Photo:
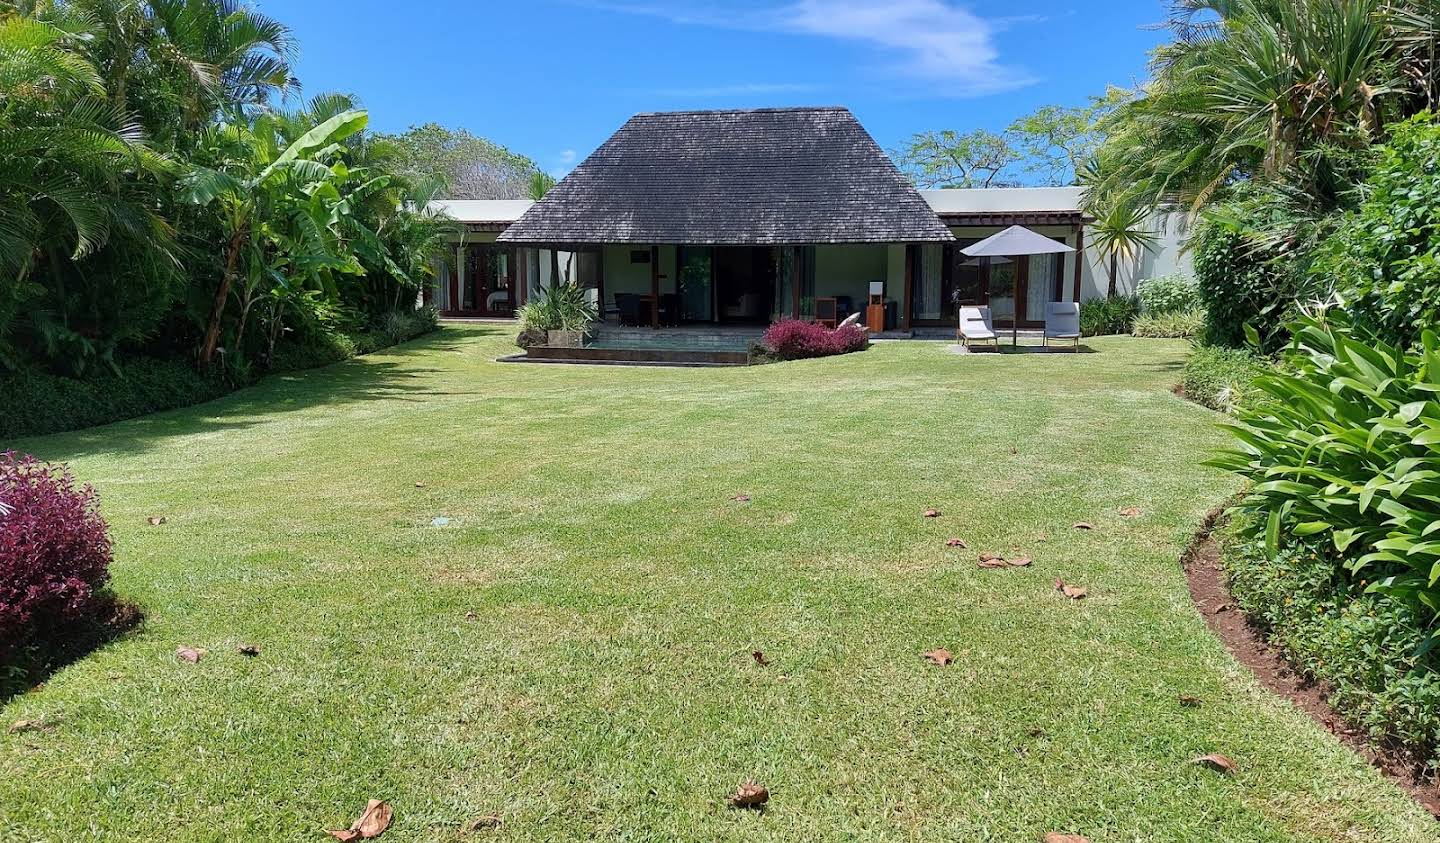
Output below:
[257,0,1172,177]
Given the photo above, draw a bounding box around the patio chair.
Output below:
[1044,302,1081,352]
[616,293,643,326]
[957,306,997,350]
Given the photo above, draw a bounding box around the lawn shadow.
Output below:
[20,328,490,463]
[1,597,143,706]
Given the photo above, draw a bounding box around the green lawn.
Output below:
[3,326,1435,842]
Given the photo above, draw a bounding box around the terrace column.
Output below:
[1072,225,1085,303]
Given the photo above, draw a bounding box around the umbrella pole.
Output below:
[1012,257,1019,348]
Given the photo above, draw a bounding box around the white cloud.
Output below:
[558,148,578,164]
[573,0,1036,96]
[775,0,1034,94]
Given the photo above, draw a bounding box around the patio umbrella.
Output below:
[962,225,1075,347]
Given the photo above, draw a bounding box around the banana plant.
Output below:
[183,108,368,366]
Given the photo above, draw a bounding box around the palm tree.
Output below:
[528,171,556,200]
[1090,201,1159,297]
[1094,0,1412,214]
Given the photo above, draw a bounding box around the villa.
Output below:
[427,107,1186,333]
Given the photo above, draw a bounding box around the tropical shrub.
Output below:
[1221,521,1440,756]
[0,359,230,440]
[0,453,113,665]
[516,284,598,333]
[1208,313,1440,647]
[761,320,868,360]
[1191,204,1317,351]
[1133,309,1206,340]
[1179,346,1269,413]
[1078,294,1140,336]
[1315,113,1440,349]
[1137,274,1201,315]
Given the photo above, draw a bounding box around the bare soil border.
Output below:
[1182,508,1440,817]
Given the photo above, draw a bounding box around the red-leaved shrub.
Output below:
[0,452,113,663]
[761,319,870,360]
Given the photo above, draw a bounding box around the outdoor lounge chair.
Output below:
[957,306,997,350]
[1044,302,1081,352]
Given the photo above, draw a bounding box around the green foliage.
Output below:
[1221,521,1440,758]
[1180,345,1269,413]
[898,89,1130,188]
[516,284,597,333]
[1133,308,1206,340]
[1208,313,1440,648]
[1315,113,1440,348]
[0,358,229,439]
[893,128,1020,188]
[372,123,540,199]
[1136,274,1201,315]
[1087,0,1427,215]
[1190,184,1340,350]
[0,2,464,397]
[1079,294,1140,336]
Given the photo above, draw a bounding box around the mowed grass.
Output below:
[2,326,1435,842]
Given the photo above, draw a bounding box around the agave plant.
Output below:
[1209,309,1440,632]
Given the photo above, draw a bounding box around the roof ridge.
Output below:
[630,106,851,118]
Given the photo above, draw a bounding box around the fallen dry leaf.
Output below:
[464,611,477,621]
[977,551,1008,569]
[946,537,968,548]
[1053,579,1088,600]
[466,815,502,831]
[1043,835,1090,843]
[923,508,941,518]
[414,482,426,489]
[731,494,751,503]
[923,648,953,666]
[1072,522,1093,531]
[1193,753,1237,774]
[1006,557,1033,568]
[237,644,260,657]
[1178,694,1202,708]
[8,716,60,735]
[175,646,205,664]
[1119,506,1143,518]
[727,782,769,809]
[328,799,393,841]
[751,650,771,667]
[147,516,166,526]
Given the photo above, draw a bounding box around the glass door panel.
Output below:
[988,257,1016,324]
[678,247,713,322]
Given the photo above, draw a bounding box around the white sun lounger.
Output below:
[958,306,998,350]
[1043,302,1081,352]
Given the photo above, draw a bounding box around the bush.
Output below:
[1221,522,1440,757]
[1191,183,1335,351]
[760,319,869,360]
[1133,308,1206,339]
[1079,294,1140,336]
[1179,344,1269,413]
[0,453,113,666]
[1208,312,1440,645]
[516,284,597,333]
[1315,113,1440,349]
[1137,274,1202,315]
[0,358,230,440]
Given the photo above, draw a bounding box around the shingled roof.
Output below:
[497,107,953,245]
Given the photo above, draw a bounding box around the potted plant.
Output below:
[515,283,598,348]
